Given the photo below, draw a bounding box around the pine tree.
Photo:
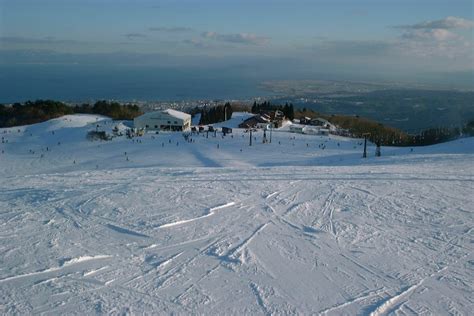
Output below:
[283,103,290,119]
[289,104,295,121]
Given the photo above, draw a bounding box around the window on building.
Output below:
[154,125,158,129]
[167,121,171,124]
[146,125,149,128]
[174,121,178,124]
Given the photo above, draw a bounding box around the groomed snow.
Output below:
[0,114,472,314]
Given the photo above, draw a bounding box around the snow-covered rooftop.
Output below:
[162,109,191,120]
[136,109,191,121]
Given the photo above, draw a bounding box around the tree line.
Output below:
[329,115,474,146]
[294,108,474,146]
[74,101,142,120]
[0,100,143,127]
[199,102,233,125]
[251,101,294,120]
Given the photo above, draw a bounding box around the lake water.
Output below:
[0,64,273,103]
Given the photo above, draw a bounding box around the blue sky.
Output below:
[1,0,473,85]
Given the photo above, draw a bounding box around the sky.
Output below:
[0,0,473,88]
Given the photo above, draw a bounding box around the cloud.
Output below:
[401,29,462,42]
[182,38,210,48]
[123,33,147,40]
[202,32,269,46]
[395,16,474,30]
[391,16,473,59]
[148,26,192,32]
[304,32,472,66]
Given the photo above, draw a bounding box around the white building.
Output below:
[311,118,337,132]
[302,126,320,135]
[134,109,191,132]
[289,124,330,136]
[289,124,305,134]
[256,122,271,129]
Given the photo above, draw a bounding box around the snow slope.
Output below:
[0,114,473,315]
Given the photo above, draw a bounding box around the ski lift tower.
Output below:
[269,121,273,143]
[362,133,370,158]
[223,102,228,122]
[375,138,381,157]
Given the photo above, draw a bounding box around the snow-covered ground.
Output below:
[0,114,473,314]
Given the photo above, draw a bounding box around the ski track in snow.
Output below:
[370,266,449,316]
[0,114,473,314]
[158,202,236,228]
[0,255,112,283]
[318,287,386,315]
[227,222,269,263]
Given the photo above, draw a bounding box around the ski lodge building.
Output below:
[134,109,191,132]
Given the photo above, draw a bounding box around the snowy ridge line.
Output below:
[209,202,236,212]
[318,287,385,315]
[0,267,63,283]
[104,279,115,285]
[369,266,448,316]
[158,252,183,269]
[158,202,236,228]
[265,191,279,199]
[0,255,112,283]
[84,266,109,277]
[62,255,112,266]
[144,244,158,250]
[106,223,149,238]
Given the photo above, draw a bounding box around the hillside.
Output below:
[275,89,474,132]
[0,114,472,314]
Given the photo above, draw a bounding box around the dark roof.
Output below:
[238,115,268,128]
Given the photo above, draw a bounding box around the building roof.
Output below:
[238,115,268,128]
[136,109,191,121]
[162,109,191,120]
